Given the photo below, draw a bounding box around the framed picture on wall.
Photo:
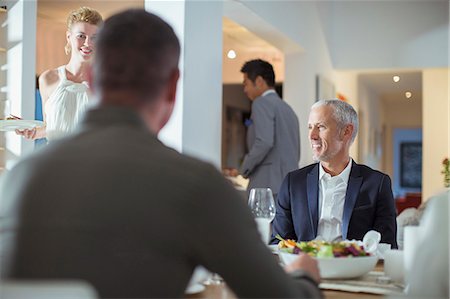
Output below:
[400,142,422,188]
[315,75,335,101]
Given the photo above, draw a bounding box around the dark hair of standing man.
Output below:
[240,59,275,87]
[93,9,180,103]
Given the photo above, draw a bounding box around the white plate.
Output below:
[0,120,44,131]
[279,252,378,279]
[185,283,205,295]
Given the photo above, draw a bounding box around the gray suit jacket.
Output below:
[0,106,320,298]
[240,91,300,194]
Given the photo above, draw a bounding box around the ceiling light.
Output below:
[405,91,412,99]
[393,75,400,83]
[227,50,236,59]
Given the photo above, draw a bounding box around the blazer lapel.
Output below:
[307,164,319,238]
[342,163,363,239]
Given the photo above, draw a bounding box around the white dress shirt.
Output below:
[261,89,277,97]
[316,159,353,242]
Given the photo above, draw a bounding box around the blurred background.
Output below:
[0,0,448,207]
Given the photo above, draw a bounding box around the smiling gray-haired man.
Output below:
[271,99,397,248]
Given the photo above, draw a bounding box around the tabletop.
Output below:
[186,261,403,299]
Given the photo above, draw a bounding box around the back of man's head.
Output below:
[93,9,180,103]
[240,59,275,87]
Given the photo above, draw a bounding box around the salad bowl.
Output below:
[279,252,378,279]
[276,237,378,279]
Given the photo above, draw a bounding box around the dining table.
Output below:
[185,260,405,299]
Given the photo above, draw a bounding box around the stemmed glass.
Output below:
[248,188,276,244]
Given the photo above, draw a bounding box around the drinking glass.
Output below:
[248,188,276,244]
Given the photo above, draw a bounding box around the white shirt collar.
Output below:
[319,158,353,184]
[261,89,276,97]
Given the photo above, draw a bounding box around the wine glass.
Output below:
[248,188,276,244]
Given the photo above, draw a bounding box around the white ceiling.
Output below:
[360,71,422,102]
[223,17,279,53]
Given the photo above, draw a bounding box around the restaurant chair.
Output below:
[395,192,422,214]
[0,280,98,299]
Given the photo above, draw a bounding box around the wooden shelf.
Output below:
[0,48,6,52]
[0,8,6,13]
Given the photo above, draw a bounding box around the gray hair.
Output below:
[311,99,359,144]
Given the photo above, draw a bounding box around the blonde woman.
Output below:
[17,7,102,141]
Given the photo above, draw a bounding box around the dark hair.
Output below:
[240,59,275,87]
[93,9,180,102]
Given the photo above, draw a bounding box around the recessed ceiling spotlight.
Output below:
[393,75,400,83]
[227,50,236,59]
[405,91,412,99]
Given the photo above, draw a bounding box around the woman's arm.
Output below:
[16,69,60,140]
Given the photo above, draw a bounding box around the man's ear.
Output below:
[342,124,354,141]
[255,76,264,89]
[158,68,180,131]
[166,68,180,106]
[255,75,270,90]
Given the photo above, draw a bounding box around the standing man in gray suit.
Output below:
[240,59,300,197]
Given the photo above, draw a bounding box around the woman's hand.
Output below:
[16,125,46,140]
[15,127,37,140]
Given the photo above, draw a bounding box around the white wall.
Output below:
[382,96,422,185]
[422,68,449,201]
[330,70,385,169]
[36,18,66,75]
[4,0,36,168]
[145,1,185,154]
[182,1,223,166]
[334,71,359,162]
[146,1,223,168]
[357,80,382,170]
[324,1,449,69]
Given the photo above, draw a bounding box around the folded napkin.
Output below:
[319,271,404,295]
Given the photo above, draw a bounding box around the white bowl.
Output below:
[279,252,378,279]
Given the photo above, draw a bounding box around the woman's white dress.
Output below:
[44,66,91,141]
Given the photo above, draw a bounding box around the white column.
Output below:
[284,51,315,168]
[4,0,36,169]
[145,1,223,168]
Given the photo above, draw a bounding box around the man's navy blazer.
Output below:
[271,162,398,248]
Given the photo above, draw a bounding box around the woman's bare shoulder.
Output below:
[39,67,63,101]
[39,68,60,87]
